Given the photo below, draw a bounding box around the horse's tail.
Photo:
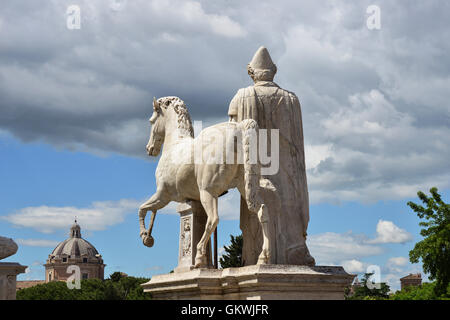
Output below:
[240,119,262,212]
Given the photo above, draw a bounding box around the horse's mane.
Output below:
[157,96,194,138]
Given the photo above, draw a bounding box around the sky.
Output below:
[0,0,449,292]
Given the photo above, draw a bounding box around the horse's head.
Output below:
[146,96,194,157]
[146,97,165,156]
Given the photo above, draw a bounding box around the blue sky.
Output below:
[1,0,449,292]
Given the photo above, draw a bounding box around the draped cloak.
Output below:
[228,81,314,266]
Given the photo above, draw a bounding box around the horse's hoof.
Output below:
[194,255,207,268]
[142,235,154,247]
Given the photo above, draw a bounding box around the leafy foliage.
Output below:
[391,281,450,300]
[346,273,390,300]
[219,234,243,268]
[109,271,124,282]
[407,187,450,296]
[17,281,79,300]
[16,274,151,300]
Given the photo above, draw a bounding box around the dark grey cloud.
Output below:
[0,0,449,202]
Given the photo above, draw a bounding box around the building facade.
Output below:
[400,273,422,290]
[44,221,105,282]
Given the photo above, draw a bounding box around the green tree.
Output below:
[113,276,150,300]
[77,278,110,300]
[219,234,243,268]
[346,273,390,300]
[407,187,450,296]
[17,275,151,300]
[17,281,78,300]
[390,281,450,300]
[109,271,124,282]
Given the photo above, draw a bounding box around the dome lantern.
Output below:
[70,220,81,238]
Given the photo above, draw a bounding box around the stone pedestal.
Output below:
[174,201,212,273]
[142,264,355,300]
[0,262,27,300]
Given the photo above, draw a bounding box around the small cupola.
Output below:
[70,220,81,238]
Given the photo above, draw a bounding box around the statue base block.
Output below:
[0,262,27,300]
[142,264,355,300]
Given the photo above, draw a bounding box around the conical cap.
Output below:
[249,46,275,70]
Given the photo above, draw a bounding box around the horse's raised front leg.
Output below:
[138,192,169,247]
[195,190,219,268]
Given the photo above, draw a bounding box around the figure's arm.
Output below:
[228,91,240,122]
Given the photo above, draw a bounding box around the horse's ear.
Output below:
[153,97,160,111]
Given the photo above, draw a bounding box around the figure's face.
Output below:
[146,99,165,156]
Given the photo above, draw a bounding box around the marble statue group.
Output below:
[139,46,315,269]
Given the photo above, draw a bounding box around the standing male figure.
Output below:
[228,46,315,266]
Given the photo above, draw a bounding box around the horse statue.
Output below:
[138,96,271,267]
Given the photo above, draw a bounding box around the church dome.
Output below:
[51,237,99,258]
[48,221,103,262]
[45,220,105,282]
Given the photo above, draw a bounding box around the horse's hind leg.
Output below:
[237,182,270,265]
[195,190,219,268]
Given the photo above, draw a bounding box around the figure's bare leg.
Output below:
[195,190,219,268]
[138,192,169,242]
[257,204,270,264]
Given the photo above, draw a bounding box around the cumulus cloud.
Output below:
[2,199,140,233]
[0,0,247,158]
[150,0,246,38]
[368,220,413,244]
[308,220,413,268]
[15,239,60,247]
[388,256,409,267]
[307,231,384,264]
[341,259,368,273]
[0,0,449,203]
[307,89,450,204]
[386,256,410,273]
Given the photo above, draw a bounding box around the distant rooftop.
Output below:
[400,273,421,280]
[16,280,45,291]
